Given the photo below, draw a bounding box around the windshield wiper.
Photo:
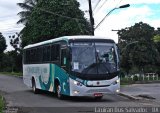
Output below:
[99,62,110,74]
[81,63,97,74]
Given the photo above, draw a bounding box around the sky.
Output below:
[0,0,160,51]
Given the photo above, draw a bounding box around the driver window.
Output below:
[98,47,115,63]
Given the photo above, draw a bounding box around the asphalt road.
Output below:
[0,74,159,113]
[121,83,160,103]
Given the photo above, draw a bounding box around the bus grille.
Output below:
[86,88,110,93]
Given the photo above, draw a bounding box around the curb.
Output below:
[118,92,140,100]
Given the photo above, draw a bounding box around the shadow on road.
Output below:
[26,89,122,103]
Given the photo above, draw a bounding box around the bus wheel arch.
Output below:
[55,78,63,99]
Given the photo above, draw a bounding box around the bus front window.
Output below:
[71,42,117,76]
[71,42,96,74]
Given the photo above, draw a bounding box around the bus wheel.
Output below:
[32,79,39,94]
[56,84,63,99]
[94,96,103,100]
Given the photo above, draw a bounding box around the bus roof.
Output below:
[23,35,115,49]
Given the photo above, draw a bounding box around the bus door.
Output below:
[61,47,68,71]
[60,47,70,95]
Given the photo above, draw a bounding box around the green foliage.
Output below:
[120,76,160,85]
[133,76,138,81]
[17,0,37,24]
[153,35,160,42]
[0,95,4,113]
[0,51,22,72]
[0,33,7,72]
[153,28,160,66]
[0,32,7,54]
[118,22,160,74]
[9,33,21,53]
[0,72,22,77]
[18,0,91,47]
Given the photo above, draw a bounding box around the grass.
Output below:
[120,76,160,85]
[0,95,4,113]
[0,72,22,77]
[120,78,134,85]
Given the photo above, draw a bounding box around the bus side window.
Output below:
[26,50,29,64]
[30,49,33,63]
[37,47,41,63]
[23,50,26,64]
[61,49,67,66]
[40,47,43,63]
[32,49,36,63]
[43,46,51,62]
[51,44,60,62]
[51,45,55,61]
[55,45,60,60]
[42,47,45,62]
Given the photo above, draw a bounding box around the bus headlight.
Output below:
[73,80,82,86]
[74,90,79,94]
[112,79,120,85]
[116,89,120,93]
[116,79,120,83]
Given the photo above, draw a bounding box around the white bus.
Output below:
[23,36,120,99]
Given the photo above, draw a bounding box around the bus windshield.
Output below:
[70,42,118,76]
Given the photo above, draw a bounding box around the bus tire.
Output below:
[56,83,63,99]
[32,78,39,94]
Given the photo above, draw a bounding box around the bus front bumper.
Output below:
[69,78,120,97]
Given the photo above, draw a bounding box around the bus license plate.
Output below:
[94,93,103,97]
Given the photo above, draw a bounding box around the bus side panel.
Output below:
[23,64,32,88]
[50,64,55,92]
[54,65,70,96]
[37,64,53,91]
[23,64,54,92]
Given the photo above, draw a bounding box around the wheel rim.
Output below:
[32,81,36,93]
[57,85,61,98]
[33,85,35,92]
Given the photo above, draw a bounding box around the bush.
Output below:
[0,95,4,113]
[133,75,138,81]
[119,71,125,78]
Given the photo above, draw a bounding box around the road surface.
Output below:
[0,74,159,113]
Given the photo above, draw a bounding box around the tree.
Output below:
[0,32,7,71]
[153,28,160,66]
[0,32,7,54]
[17,0,38,47]
[17,0,37,25]
[154,28,160,42]
[9,33,21,52]
[17,0,91,47]
[0,51,22,72]
[8,33,22,72]
[154,35,160,42]
[118,22,160,74]
[120,49,132,76]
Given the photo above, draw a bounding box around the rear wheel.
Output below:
[32,79,39,94]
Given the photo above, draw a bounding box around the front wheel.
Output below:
[56,84,64,99]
